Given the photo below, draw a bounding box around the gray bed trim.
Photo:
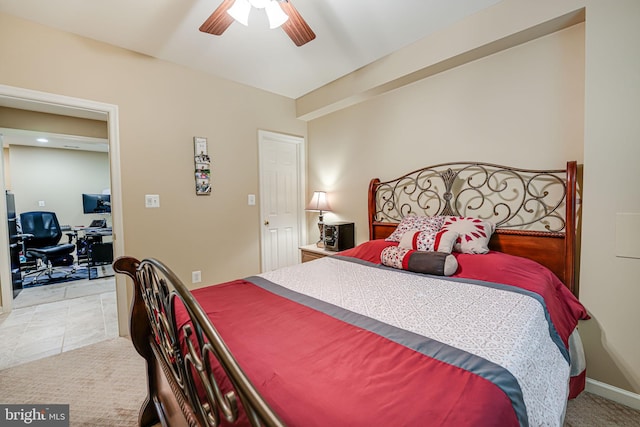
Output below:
[246,274,529,426]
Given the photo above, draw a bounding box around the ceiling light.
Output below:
[227,0,251,26]
[227,0,289,29]
[265,1,289,29]
[37,138,48,143]
[249,0,269,7]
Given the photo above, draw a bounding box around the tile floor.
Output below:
[0,275,118,371]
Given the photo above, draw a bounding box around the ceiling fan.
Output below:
[200,0,316,47]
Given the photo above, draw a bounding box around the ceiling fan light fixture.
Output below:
[203,0,313,46]
[248,0,269,8]
[265,1,289,29]
[227,0,251,26]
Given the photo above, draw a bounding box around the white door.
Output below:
[258,130,305,272]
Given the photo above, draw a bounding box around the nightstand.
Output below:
[300,244,336,263]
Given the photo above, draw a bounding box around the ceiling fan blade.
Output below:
[199,0,236,35]
[279,1,316,47]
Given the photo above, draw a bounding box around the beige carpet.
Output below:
[565,391,640,426]
[1,337,639,426]
[0,337,145,426]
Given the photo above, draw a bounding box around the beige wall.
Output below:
[305,0,640,397]
[579,0,640,396]
[0,107,108,139]
[1,108,110,228]
[307,24,585,240]
[7,145,110,229]
[0,13,306,287]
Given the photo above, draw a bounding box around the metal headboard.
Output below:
[371,162,570,232]
[367,161,579,294]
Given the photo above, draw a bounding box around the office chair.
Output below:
[19,211,76,284]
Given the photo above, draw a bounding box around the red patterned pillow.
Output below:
[398,229,459,253]
[385,215,445,242]
[441,216,496,254]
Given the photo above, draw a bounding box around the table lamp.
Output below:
[306,191,332,247]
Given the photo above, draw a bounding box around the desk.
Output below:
[84,226,112,235]
[75,227,113,279]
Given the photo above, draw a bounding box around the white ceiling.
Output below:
[0,0,500,99]
[0,128,108,153]
[0,0,500,151]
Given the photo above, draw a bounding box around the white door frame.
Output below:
[257,130,306,272]
[0,133,9,309]
[0,85,127,336]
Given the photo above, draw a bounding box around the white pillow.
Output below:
[441,216,496,254]
[385,215,445,242]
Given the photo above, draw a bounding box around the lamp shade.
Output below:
[228,0,288,29]
[265,1,289,28]
[306,191,332,212]
[227,0,251,26]
[249,0,269,8]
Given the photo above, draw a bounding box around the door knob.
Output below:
[264,220,269,226]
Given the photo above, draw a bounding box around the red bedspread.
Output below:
[173,240,589,426]
[178,279,519,426]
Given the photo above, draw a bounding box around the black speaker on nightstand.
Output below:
[323,222,355,252]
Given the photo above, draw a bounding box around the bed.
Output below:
[114,161,588,427]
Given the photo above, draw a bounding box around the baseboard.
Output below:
[586,377,640,411]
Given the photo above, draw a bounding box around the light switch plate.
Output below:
[192,270,202,283]
[248,194,256,206]
[145,194,160,208]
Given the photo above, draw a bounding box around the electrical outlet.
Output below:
[191,270,202,284]
[145,194,160,208]
[38,200,45,207]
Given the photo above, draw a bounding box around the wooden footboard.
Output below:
[113,257,284,427]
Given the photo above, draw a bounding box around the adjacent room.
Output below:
[0,0,638,425]
[0,115,117,369]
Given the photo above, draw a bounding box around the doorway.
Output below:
[258,130,306,272]
[0,84,126,339]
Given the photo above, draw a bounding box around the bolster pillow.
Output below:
[381,246,458,276]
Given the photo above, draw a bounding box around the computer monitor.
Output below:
[82,193,111,214]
